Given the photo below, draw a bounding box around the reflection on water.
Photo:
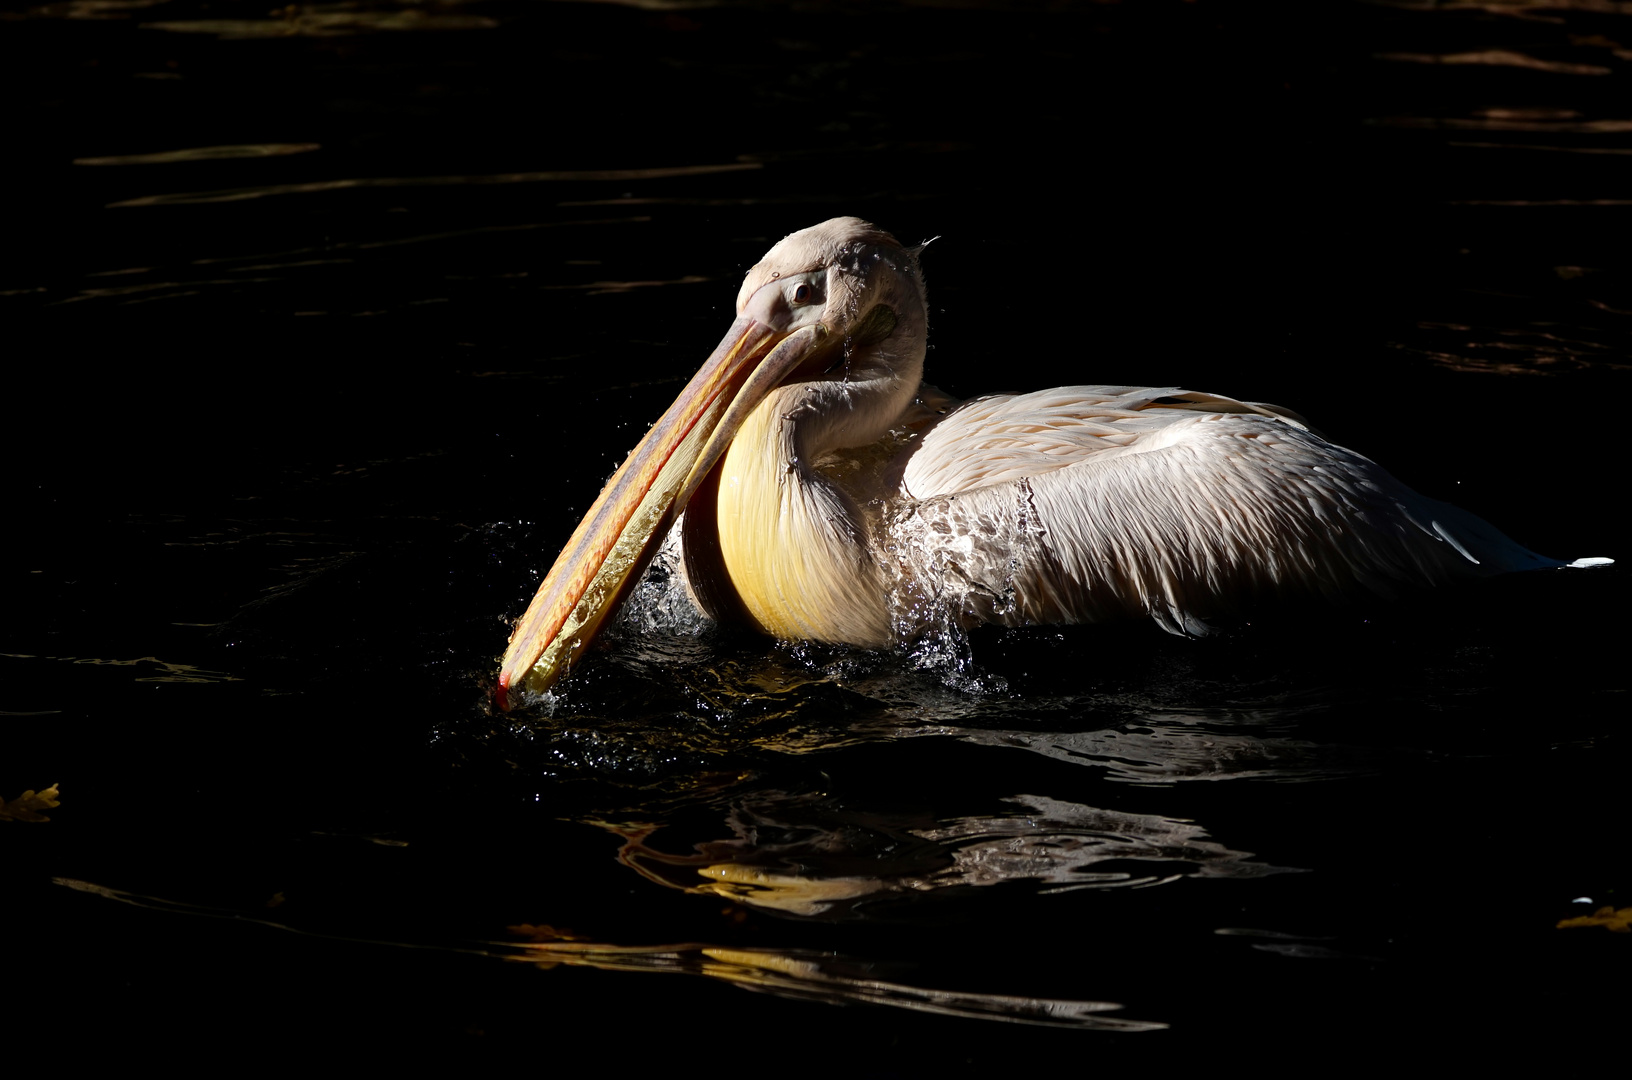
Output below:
[31,0,502,38]
[3,653,242,683]
[57,875,1165,1031]
[1378,49,1614,76]
[105,163,763,208]
[943,717,1391,785]
[74,142,324,166]
[605,791,1292,917]
[507,936,1167,1032]
[1370,113,1632,134]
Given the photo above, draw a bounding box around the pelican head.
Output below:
[497,217,928,709]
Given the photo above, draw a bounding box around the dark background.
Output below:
[4,0,1627,1067]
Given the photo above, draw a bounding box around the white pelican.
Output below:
[496,217,1609,709]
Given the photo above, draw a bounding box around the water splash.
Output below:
[612,525,713,638]
[882,478,1054,692]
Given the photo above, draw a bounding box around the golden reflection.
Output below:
[504,935,1164,1031]
[57,877,1164,1031]
[1387,324,1627,377]
[693,865,879,916]
[142,3,499,39]
[12,654,242,683]
[1377,49,1611,76]
[74,144,322,166]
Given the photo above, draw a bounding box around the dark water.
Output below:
[5,0,1627,1064]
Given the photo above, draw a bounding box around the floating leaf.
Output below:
[1557,906,1632,933]
[0,783,61,823]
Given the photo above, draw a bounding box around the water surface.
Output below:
[5,0,1627,1064]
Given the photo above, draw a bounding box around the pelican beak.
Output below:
[496,311,830,710]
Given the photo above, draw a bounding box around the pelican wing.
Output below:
[899,386,1310,497]
[891,386,1561,636]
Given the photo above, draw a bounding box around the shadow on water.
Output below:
[5,0,1630,1063]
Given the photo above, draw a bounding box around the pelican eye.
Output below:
[792,283,813,304]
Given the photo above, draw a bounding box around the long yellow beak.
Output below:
[496,315,828,710]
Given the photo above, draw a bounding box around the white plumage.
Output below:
[887,384,1565,638]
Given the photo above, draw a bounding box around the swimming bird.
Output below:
[495,217,1608,709]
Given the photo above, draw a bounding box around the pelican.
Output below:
[496,217,1609,709]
